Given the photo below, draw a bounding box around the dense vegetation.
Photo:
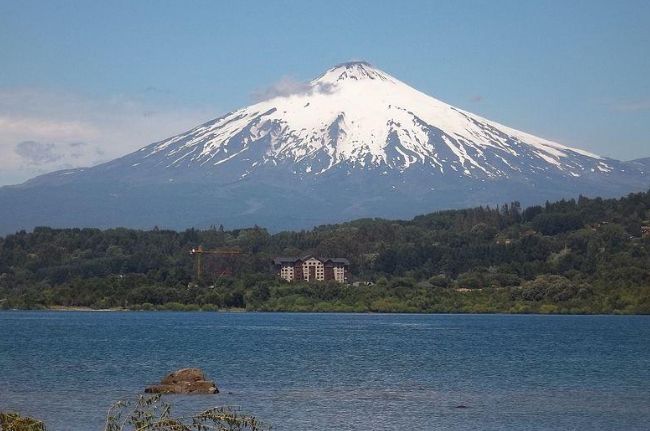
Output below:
[1,191,650,314]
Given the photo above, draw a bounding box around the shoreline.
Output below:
[48,306,127,312]
[0,306,645,316]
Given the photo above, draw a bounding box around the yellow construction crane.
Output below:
[189,246,242,280]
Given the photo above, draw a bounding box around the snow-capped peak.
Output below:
[6,62,647,235]
[315,61,395,84]
[139,61,610,179]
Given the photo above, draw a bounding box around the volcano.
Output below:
[1,61,648,233]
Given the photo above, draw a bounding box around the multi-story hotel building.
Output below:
[272,255,349,283]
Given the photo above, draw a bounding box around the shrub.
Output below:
[0,412,46,431]
[0,395,270,431]
[104,395,269,431]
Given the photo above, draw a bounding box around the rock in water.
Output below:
[161,368,205,385]
[145,368,218,394]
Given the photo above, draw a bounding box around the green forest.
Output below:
[1,190,650,314]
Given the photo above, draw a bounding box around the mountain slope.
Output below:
[1,62,648,234]
[627,157,650,172]
[100,61,612,180]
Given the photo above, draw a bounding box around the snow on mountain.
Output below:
[130,61,611,180]
[1,61,648,233]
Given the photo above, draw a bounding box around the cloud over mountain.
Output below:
[0,88,217,185]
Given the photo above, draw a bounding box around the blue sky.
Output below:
[0,0,649,185]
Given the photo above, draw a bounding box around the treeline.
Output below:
[1,191,650,313]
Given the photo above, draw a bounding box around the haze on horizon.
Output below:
[1,0,649,186]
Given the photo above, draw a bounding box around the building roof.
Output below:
[273,256,349,265]
[272,257,299,265]
[323,257,350,265]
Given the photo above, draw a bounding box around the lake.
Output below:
[1,312,649,430]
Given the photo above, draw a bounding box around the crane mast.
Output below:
[189,246,242,280]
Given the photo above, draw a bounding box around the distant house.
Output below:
[272,256,350,283]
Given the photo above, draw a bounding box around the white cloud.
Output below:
[251,76,333,102]
[0,116,96,140]
[0,87,219,185]
[14,140,104,168]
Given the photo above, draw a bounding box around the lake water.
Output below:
[0,312,649,430]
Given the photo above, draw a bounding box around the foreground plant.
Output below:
[104,394,269,431]
[2,395,268,431]
[0,412,46,431]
